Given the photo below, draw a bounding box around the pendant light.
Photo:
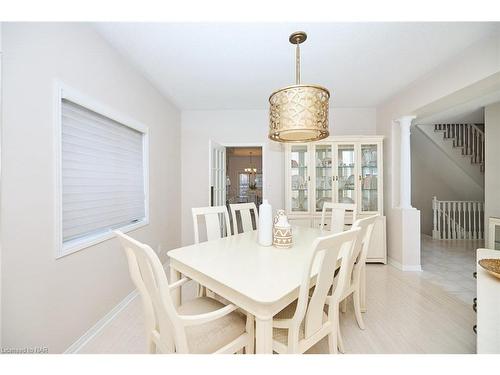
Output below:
[244,151,257,174]
[269,31,330,142]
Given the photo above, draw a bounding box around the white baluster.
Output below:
[453,202,457,239]
[478,202,483,240]
[437,201,442,239]
[458,201,462,239]
[473,202,477,240]
[446,202,452,240]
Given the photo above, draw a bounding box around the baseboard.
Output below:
[388,257,422,272]
[64,289,139,354]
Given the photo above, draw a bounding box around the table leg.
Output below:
[170,266,181,307]
[361,265,367,312]
[255,316,273,354]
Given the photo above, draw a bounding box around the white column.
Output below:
[396,115,416,209]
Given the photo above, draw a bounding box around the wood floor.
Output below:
[78,262,476,354]
[420,234,481,304]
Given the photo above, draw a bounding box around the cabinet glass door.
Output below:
[337,144,356,205]
[315,144,333,212]
[360,144,378,212]
[290,145,309,212]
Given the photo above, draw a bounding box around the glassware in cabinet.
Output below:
[314,144,333,212]
[360,144,379,212]
[290,145,309,212]
[336,144,356,205]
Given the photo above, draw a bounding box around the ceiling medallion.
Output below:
[269,31,330,143]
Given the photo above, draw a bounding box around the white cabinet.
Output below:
[477,248,500,353]
[285,136,386,263]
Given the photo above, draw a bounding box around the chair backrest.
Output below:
[115,231,182,353]
[320,202,357,233]
[291,228,361,340]
[192,205,231,244]
[229,202,258,234]
[350,214,378,281]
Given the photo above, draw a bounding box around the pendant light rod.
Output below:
[295,41,300,84]
[289,31,307,85]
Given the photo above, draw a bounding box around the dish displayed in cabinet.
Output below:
[291,175,305,190]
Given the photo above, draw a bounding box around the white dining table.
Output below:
[167,225,366,354]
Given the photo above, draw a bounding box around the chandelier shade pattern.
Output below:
[269,31,330,143]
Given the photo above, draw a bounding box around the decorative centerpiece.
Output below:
[478,258,500,279]
[273,209,293,248]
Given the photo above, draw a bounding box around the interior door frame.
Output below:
[207,141,266,206]
[208,140,226,207]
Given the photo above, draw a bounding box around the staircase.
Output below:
[433,123,485,173]
[415,123,485,188]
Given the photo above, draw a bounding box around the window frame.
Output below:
[54,82,150,259]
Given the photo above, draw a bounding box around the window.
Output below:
[239,173,249,197]
[57,93,148,257]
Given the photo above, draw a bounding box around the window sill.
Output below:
[57,219,149,259]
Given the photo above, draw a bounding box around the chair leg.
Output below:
[328,307,339,354]
[148,339,156,354]
[244,314,255,354]
[328,332,338,354]
[340,297,347,313]
[337,323,345,353]
[353,289,365,330]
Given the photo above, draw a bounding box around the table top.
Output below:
[168,226,325,305]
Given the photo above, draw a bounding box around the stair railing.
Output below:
[434,123,485,172]
[432,196,484,240]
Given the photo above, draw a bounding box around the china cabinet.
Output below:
[285,136,386,263]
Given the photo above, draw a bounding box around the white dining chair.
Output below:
[339,214,379,330]
[229,202,258,234]
[320,202,357,233]
[191,206,232,296]
[271,228,361,354]
[115,231,255,354]
[192,205,231,244]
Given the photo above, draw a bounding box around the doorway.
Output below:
[225,147,263,207]
[209,143,264,234]
[411,109,485,304]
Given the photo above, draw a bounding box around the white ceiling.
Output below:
[94,22,500,110]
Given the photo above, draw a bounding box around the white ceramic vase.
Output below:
[258,199,273,246]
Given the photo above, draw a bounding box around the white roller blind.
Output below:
[61,99,146,246]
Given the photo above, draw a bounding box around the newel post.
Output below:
[432,196,440,239]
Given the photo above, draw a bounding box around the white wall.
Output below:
[411,127,484,235]
[485,101,500,243]
[1,23,181,352]
[181,107,376,245]
[377,31,500,267]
